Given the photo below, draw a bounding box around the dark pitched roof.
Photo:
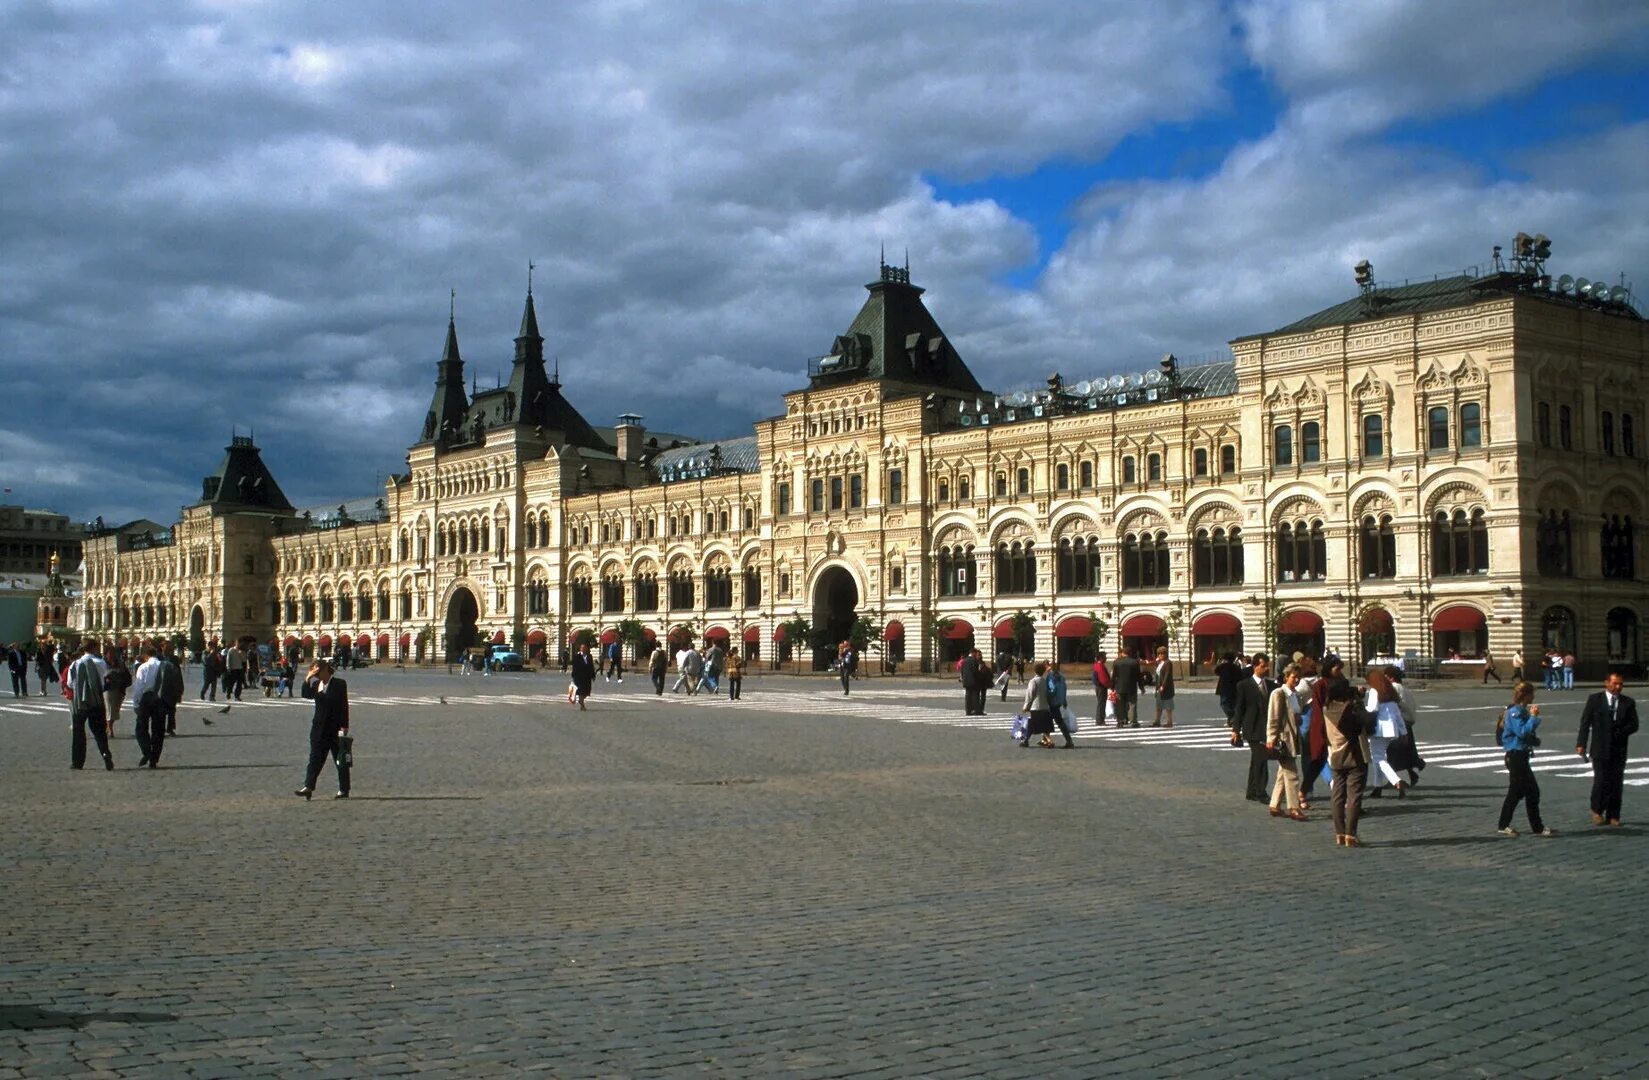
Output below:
[196,438,292,512]
[1245,271,1642,340]
[809,264,984,394]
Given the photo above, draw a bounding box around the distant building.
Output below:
[0,505,85,575]
[79,244,1649,674]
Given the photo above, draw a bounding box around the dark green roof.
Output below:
[1244,271,1642,340]
[809,264,984,394]
[197,437,293,512]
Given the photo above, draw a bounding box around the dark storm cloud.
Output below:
[2,0,1645,526]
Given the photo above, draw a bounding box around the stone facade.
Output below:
[78,256,1649,674]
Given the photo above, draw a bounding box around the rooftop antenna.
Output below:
[879,242,885,271]
[527,259,534,296]
[496,370,501,389]
[904,246,909,272]
[449,288,455,322]
[551,356,561,388]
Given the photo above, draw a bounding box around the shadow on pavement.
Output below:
[142,763,287,771]
[0,1005,176,1030]
[1377,835,1504,848]
[346,795,482,801]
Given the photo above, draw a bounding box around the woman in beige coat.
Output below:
[1266,663,1309,821]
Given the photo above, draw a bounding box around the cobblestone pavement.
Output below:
[4,669,1647,1078]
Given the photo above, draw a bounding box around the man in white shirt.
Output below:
[67,639,113,771]
[130,644,166,768]
[223,642,247,701]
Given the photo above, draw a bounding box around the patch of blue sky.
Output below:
[1381,62,1649,183]
[927,66,1281,288]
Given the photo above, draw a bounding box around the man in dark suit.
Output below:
[296,660,351,799]
[1233,652,1273,802]
[1111,647,1143,727]
[7,642,29,697]
[960,649,985,716]
[1576,670,1638,826]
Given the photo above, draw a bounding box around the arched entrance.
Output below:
[445,587,479,662]
[811,566,857,671]
[188,606,206,657]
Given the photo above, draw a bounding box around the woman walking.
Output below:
[1092,650,1113,725]
[1019,661,1073,749]
[1498,681,1557,837]
[1297,656,1331,810]
[725,648,744,701]
[569,641,596,711]
[1322,676,1368,847]
[101,643,131,741]
[1365,665,1409,797]
[1266,663,1309,820]
[1152,646,1175,728]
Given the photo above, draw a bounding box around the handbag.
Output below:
[336,734,354,768]
[1061,705,1077,733]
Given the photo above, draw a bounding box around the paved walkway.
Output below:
[3,673,1646,1077]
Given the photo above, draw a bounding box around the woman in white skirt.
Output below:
[1365,665,1409,797]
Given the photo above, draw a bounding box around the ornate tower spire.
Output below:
[421,294,470,444]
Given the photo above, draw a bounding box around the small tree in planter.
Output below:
[926,615,956,673]
[1257,597,1284,657]
[1082,612,1109,665]
[1009,610,1036,659]
[616,617,648,662]
[414,627,432,663]
[568,627,597,654]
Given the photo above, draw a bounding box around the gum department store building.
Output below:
[80,243,1649,675]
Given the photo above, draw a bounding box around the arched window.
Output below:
[633,571,658,611]
[1016,467,1030,495]
[993,542,1037,595]
[1080,461,1094,487]
[743,567,761,608]
[1147,453,1162,482]
[1460,403,1482,448]
[1437,508,1492,576]
[705,567,732,608]
[1056,463,1069,490]
[938,545,978,597]
[1192,527,1244,586]
[1273,425,1293,466]
[1121,456,1136,484]
[1121,531,1170,590]
[1220,445,1236,474]
[1193,448,1208,477]
[1301,421,1321,464]
[1538,402,1552,447]
[527,573,550,615]
[1602,515,1635,580]
[1559,405,1573,449]
[1625,415,1637,458]
[1056,537,1099,592]
[938,480,950,502]
[1362,414,1383,457]
[959,476,971,500]
[1275,520,1326,582]
[668,570,694,609]
[1534,510,1571,577]
[1428,407,1449,450]
[602,574,625,612]
[1360,514,1397,579]
[1602,411,1616,455]
[570,574,593,614]
[995,472,1008,497]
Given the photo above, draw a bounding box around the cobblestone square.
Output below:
[4,670,1648,1077]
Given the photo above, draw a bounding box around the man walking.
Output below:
[960,648,986,716]
[703,639,726,695]
[295,660,351,799]
[223,641,246,701]
[1481,648,1502,683]
[200,644,221,700]
[838,641,857,696]
[130,643,167,768]
[7,641,28,697]
[1111,646,1143,728]
[67,639,113,771]
[649,645,668,696]
[159,644,185,736]
[1577,670,1638,826]
[1234,652,1274,802]
[603,639,624,683]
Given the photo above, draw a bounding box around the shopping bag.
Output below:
[1061,705,1078,733]
[1104,697,1116,721]
[1010,713,1029,742]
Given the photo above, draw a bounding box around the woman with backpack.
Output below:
[1498,681,1557,837]
[1321,675,1369,847]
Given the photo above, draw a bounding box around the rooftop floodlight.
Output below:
[1354,259,1373,287]
[1159,352,1178,380]
[1532,233,1551,260]
[1514,232,1534,258]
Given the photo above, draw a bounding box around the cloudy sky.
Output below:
[4,0,1648,524]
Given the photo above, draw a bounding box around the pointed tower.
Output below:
[421,302,471,444]
[504,273,608,451]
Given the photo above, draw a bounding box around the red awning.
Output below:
[398,633,411,648]
[944,619,974,640]
[284,635,298,648]
[744,625,761,643]
[993,617,1016,637]
[773,624,787,642]
[599,629,618,646]
[527,630,548,645]
[1121,614,1164,637]
[642,627,657,641]
[492,631,506,645]
[1192,613,1242,636]
[1278,610,1323,635]
[884,620,905,641]
[376,634,390,647]
[317,635,332,649]
[354,634,370,648]
[302,635,315,646]
[1055,616,1092,638]
[1432,605,1486,632]
[705,626,729,642]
